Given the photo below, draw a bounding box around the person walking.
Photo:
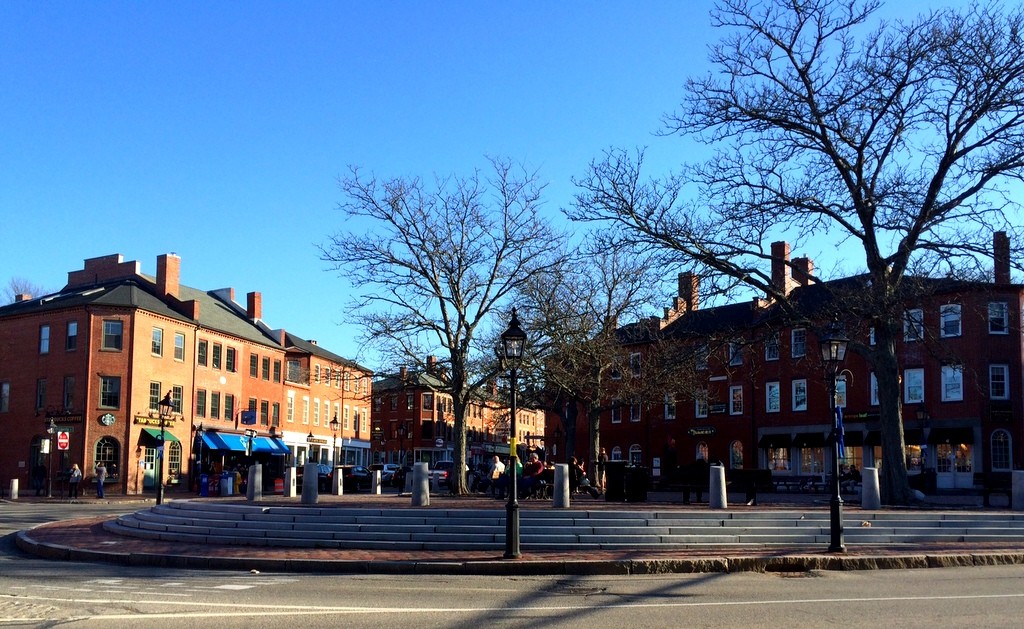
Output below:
[94,461,107,499]
[32,463,47,496]
[597,447,609,491]
[68,464,83,500]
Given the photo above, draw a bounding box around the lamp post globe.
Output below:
[499,308,527,559]
[819,323,849,553]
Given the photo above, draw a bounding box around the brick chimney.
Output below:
[399,366,408,381]
[994,231,1011,284]
[792,256,814,286]
[679,271,699,312]
[247,291,262,321]
[14,293,31,302]
[770,241,797,296]
[66,254,141,288]
[156,253,180,299]
[426,355,437,372]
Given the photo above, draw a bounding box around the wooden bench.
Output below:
[974,472,1012,507]
[773,474,826,493]
[726,469,774,505]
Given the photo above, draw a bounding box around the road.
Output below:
[1,502,1023,628]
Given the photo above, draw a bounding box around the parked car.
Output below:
[391,465,413,488]
[430,460,468,489]
[334,465,372,492]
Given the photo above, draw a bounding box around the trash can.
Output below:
[220,472,233,496]
[199,474,209,497]
[604,460,627,501]
[625,466,649,502]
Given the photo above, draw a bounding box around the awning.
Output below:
[903,429,924,446]
[793,432,826,448]
[865,431,882,446]
[251,436,289,455]
[758,434,792,448]
[841,431,864,447]
[140,428,180,444]
[199,432,247,452]
[928,427,975,445]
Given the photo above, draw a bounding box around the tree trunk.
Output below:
[872,325,914,505]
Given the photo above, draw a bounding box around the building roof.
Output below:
[284,332,373,374]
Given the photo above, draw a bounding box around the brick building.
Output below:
[0,253,371,497]
[563,233,1022,490]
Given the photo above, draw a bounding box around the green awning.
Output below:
[141,428,180,443]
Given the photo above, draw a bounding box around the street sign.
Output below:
[56,431,70,450]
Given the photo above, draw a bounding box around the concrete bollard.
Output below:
[301,462,319,504]
[411,462,430,506]
[1013,471,1024,511]
[332,466,344,496]
[552,464,570,508]
[8,479,18,500]
[371,470,382,495]
[404,468,414,494]
[284,467,298,498]
[862,467,881,509]
[709,465,727,509]
[246,464,263,502]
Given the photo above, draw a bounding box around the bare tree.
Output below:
[321,157,565,494]
[569,0,1024,504]
[2,277,50,305]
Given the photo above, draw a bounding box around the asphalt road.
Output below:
[2,502,1024,628]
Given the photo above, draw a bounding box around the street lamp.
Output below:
[194,423,205,494]
[46,419,57,498]
[819,323,849,553]
[156,391,174,505]
[330,415,340,466]
[498,308,527,559]
[306,431,316,466]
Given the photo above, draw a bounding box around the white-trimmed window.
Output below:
[868,327,875,346]
[940,304,961,337]
[664,394,676,421]
[990,364,1010,399]
[286,391,295,423]
[630,353,641,377]
[791,329,806,358]
[870,372,879,405]
[611,399,621,424]
[313,398,320,426]
[343,405,350,429]
[174,333,185,361]
[695,390,708,418]
[696,442,709,461]
[39,325,50,354]
[941,365,963,401]
[989,302,1008,334]
[629,444,643,466]
[695,344,708,371]
[766,381,781,413]
[765,334,779,361]
[991,430,1012,471]
[728,342,743,366]
[792,379,808,411]
[904,309,924,341]
[302,396,310,425]
[729,385,743,415]
[904,368,924,404]
[629,402,640,423]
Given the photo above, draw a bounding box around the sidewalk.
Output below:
[13,489,1024,576]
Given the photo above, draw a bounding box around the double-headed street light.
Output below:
[498,308,527,559]
[156,391,174,505]
[820,323,849,553]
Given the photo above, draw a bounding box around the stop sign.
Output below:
[56,431,70,451]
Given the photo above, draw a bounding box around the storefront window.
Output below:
[768,448,790,471]
[800,447,824,475]
[905,445,923,472]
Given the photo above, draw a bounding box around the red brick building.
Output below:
[0,253,371,497]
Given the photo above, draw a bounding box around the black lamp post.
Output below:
[156,391,174,505]
[820,323,849,553]
[46,419,57,499]
[194,422,205,493]
[498,308,527,559]
[330,415,340,467]
[306,430,316,465]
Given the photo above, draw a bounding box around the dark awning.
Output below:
[793,432,826,448]
[928,427,975,445]
[865,431,881,446]
[903,429,924,446]
[140,428,180,444]
[841,431,864,446]
[758,434,792,448]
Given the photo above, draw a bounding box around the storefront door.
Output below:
[142,447,156,489]
[935,443,973,488]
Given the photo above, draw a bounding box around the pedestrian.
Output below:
[68,463,83,500]
[597,447,609,491]
[95,461,107,498]
[32,462,47,496]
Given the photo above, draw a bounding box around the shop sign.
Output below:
[688,426,717,437]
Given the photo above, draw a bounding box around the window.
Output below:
[870,372,879,405]
[904,368,924,404]
[765,334,779,361]
[39,325,50,354]
[225,347,236,372]
[149,382,162,411]
[286,392,295,423]
[728,342,742,366]
[868,327,875,346]
[406,394,414,410]
[62,376,74,410]
[664,394,676,421]
[93,437,120,477]
[630,353,641,377]
[695,344,709,370]
[99,376,120,409]
[792,379,808,411]
[696,442,709,461]
[283,359,296,382]
[102,320,123,350]
[989,302,1008,334]
[196,390,207,417]
[210,392,221,419]
[66,321,78,351]
[610,362,622,380]
[174,333,185,361]
[423,393,434,410]
[904,309,924,341]
[729,385,743,415]
[272,402,280,427]
[991,430,1012,471]
[302,397,309,425]
[224,394,235,423]
[343,405,350,429]
[939,304,961,337]
[611,400,621,424]
[389,396,397,410]
[941,365,963,402]
[313,397,321,425]
[35,378,46,410]
[168,442,182,480]
[695,390,708,418]
[990,364,1010,399]
[0,381,9,412]
[791,329,806,358]
[260,400,269,426]
[629,402,640,423]
[151,327,163,356]
[273,360,282,382]
[730,441,744,469]
[249,353,258,377]
[212,343,222,370]
[766,381,781,413]
[171,385,183,413]
[199,341,209,366]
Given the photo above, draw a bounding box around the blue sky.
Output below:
[0,1,962,369]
